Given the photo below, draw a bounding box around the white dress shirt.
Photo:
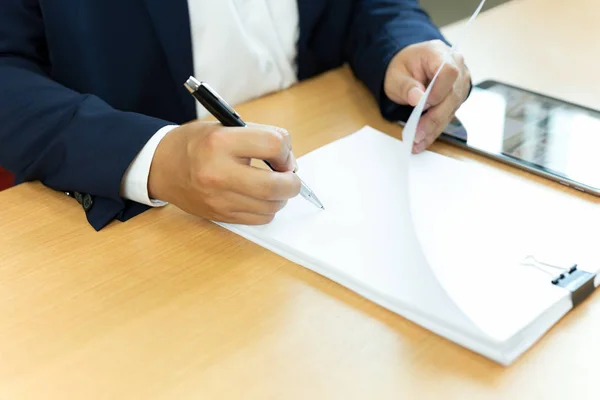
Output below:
[121,0,300,206]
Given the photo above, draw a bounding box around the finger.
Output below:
[267,126,297,172]
[412,130,438,154]
[407,87,426,108]
[226,212,276,225]
[452,52,472,102]
[215,126,296,172]
[222,191,288,215]
[414,92,460,147]
[452,51,466,71]
[246,123,292,150]
[385,71,426,106]
[227,164,302,201]
[426,60,460,107]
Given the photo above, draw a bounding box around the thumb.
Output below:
[406,85,426,108]
[386,72,426,107]
[246,123,297,172]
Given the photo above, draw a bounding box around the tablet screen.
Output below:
[446,82,600,191]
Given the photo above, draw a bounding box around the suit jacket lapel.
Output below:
[144,0,196,120]
[298,0,327,37]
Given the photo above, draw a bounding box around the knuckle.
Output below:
[445,64,460,79]
[205,129,228,150]
[209,202,224,216]
[265,202,279,215]
[264,130,285,155]
[196,168,223,188]
[428,92,443,106]
[428,87,446,106]
[274,126,290,138]
[269,200,287,214]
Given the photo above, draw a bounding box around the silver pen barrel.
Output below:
[299,178,324,209]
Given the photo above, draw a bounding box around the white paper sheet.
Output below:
[407,148,600,342]
[220,128,482,339]
[397,0,599,342]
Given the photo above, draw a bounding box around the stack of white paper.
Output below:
[219,126,600,365]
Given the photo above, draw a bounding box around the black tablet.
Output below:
[440,80,600,196]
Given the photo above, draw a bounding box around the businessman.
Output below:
[0,1,471,230]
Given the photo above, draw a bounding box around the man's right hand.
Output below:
[148,121,301,224]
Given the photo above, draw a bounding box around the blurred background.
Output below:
[421,0,510,26]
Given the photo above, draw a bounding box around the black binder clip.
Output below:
[522,256,597,307]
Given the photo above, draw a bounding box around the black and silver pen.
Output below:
[184,76,324,210]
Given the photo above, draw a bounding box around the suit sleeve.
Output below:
[345,0,449,122]
[0,0,171,230]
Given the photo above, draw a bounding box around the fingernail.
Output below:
[408,87,424,107]
[414,140,427,154]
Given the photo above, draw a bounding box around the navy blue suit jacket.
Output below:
[0,0,446,230]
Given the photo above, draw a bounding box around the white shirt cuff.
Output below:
[120,125,179,207]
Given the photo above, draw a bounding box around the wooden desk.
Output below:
[1,0,599,398]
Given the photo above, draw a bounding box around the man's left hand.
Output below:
[384,40,471,154]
